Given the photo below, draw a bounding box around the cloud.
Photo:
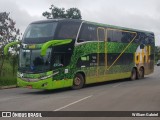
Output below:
[0,0,44,34]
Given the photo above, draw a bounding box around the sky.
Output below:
[0,0,160,45]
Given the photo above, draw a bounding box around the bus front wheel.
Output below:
[72,73,85,90]
[131,68,137,80]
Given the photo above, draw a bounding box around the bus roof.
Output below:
[30,19,82,24]
[30,19,154,34]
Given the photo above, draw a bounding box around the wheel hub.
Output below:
[74,77,81,86]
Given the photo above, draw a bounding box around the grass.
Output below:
[0,76,17,86]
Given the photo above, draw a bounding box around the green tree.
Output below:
[42,5,82,19]
[0,12,20,76]
[66,8,82,19]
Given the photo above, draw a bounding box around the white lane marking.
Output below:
[54,95,93,111]
[112,83,122,88]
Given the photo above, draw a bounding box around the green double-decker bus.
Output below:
[4,19,155,90]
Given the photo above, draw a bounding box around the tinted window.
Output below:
[78,23,97,42]
[99,53,105,66]
[52,53,72,68]
[57,22,80,39]
[107,30,112,42]
[24,22,57,38]
[107,30,122,42]
[97,28,105,41]
[107,29,136,43]
[107,53,133,66]
[114,31,123,42]
[23,22,57,44]
[121,32,135,43]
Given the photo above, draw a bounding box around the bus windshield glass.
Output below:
[24,22,57,38]
[19,49,51,73]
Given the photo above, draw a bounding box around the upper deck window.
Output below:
[56,22,81,40]
[22,22,58,44]
[78,23,97,42]
[24,22,57,38]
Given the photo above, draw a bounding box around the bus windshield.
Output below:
[22,21,81,44]
[19,49,51,73]
[22,22,57,44]
[24,22,57,38]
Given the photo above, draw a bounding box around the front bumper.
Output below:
[17,77,53,90]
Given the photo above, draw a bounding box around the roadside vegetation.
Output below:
[0,12,20,87]
[0,58,17,86]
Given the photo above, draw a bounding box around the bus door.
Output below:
[97,27,107,78]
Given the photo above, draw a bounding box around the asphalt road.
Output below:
[0,66,160,120]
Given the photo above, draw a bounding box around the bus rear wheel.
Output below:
[138,67,144,79]
[72,73,85,90]
[131,68,137,80]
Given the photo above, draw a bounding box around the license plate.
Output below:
[27,85,32,89]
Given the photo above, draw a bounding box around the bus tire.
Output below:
[138,67,144,79]
[131,68,137,80]
[72,73,85,90]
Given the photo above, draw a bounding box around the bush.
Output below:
[0,59,17,87]
[0,76,17,86]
